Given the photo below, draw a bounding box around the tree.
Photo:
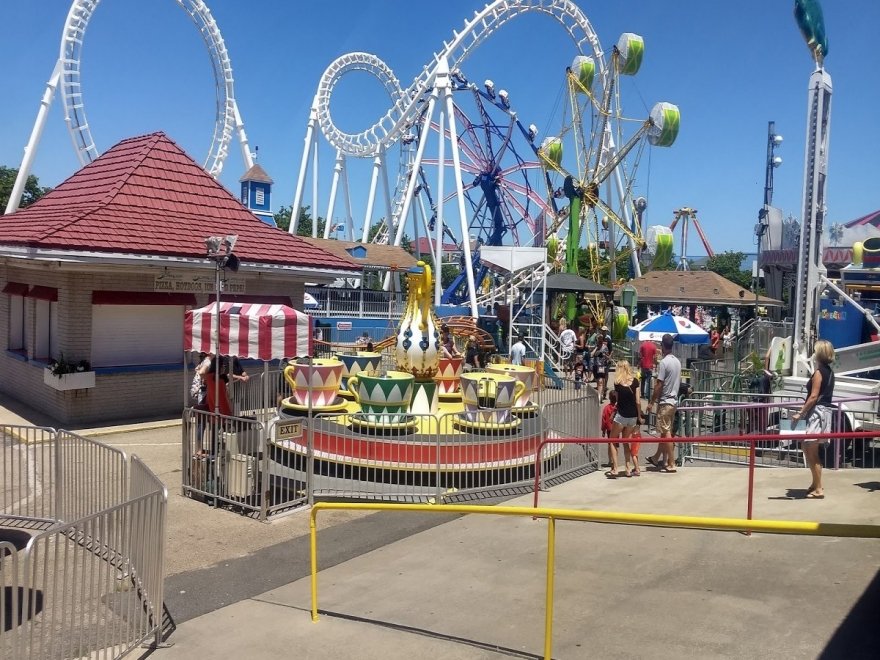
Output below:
[706,250,752,289]
[0,166,52,211]
[274,205,326,237]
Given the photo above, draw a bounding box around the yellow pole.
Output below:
[310,508,319,621]
[311,502,880,539]
[544,517,556,660]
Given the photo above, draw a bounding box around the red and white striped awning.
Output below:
[184,302,312,360]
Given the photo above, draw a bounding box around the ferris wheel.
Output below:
[537,36,680,310]
[293,0,679,317]
[5,0,252,215]
[416,71,554,305]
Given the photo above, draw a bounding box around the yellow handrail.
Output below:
[309,502,880,660]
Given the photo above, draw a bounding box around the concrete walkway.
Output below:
[150,467,880,660]
[3,394,877,658]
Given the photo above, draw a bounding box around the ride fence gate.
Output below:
[1,426,167,660]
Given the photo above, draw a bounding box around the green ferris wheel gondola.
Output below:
[571,55,595,92]
[648,102,680,148]
[616,33,644,76]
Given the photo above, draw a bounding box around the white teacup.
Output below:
[459,372,525,424]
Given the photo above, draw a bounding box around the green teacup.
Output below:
[347,371,414,424]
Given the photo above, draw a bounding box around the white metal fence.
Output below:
[182,374,601,517]
[305,286,406,319]
[1,427,167,660]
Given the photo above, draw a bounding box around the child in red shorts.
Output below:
[601,390,619,477]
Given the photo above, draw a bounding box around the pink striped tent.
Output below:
[184,302,312,360]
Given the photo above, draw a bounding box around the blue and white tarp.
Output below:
[627,311,709,344]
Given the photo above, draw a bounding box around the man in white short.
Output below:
[647,333,681,472]
[559,320,577,375]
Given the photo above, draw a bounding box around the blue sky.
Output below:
[2,0,878,256]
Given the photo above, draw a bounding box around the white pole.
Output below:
[232,100,255,172]
[417,195,434,258]
[324,150,343,239]
[340,155,355,241]
[5,61,62,215]
[540,257,548,374]
[362,155,381,243]
[435,103,446,306]
[442,78,478,317]
[214,261,222,415]
[380,151,393,232]
[291,97,318,235]
[392,95,436,247]
[312,139,319,237]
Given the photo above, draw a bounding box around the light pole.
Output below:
[755,121,783,322]
[205,234,239,414]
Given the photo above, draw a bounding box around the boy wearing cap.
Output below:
[646,333,681,472]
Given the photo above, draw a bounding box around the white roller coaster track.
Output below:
[293,0,607,246]
[5,0,252,215]
[292,0,645,317]
[314,0,605,159]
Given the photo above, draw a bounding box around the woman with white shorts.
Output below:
[790,339,835,499]
[611,360,644,477]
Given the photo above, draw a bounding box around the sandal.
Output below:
[805,491,825,499]
[662,467,678,473]
[624,470,632,478]
[632,468,641,477]
[604,470,618,479]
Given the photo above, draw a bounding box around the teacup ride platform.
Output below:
[270,392,557,497]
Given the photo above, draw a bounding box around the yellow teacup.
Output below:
[487,363,535,408]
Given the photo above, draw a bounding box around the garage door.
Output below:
[91,304,184,367]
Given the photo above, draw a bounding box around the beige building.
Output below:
[0,133,359,425]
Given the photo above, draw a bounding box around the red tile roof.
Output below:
[0,132,357,271]
[414,237,460,253]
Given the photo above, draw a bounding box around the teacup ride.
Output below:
[455,372,526,432]
[486,363,538,415]
[335,351,382,396]
[279,358,348,415]
[269,261,559,496]
[346,370,418,432]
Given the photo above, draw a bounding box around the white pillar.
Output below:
[6,61,62,215]
[291,97,318,235]
[324,150,343,239]
[380,151,393,230]
[340,154,355,241]
[435,102,446,306]
[362,154,382,243]
[391,94,437,247]
[311,140,319,237]
[442,81,478,317]
[232,100,255,172]
[417,195,434,259]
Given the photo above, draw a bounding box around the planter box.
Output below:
[43,368,96,391]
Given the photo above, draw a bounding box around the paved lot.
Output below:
[3,388,879,658]
[146,467,880,660]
